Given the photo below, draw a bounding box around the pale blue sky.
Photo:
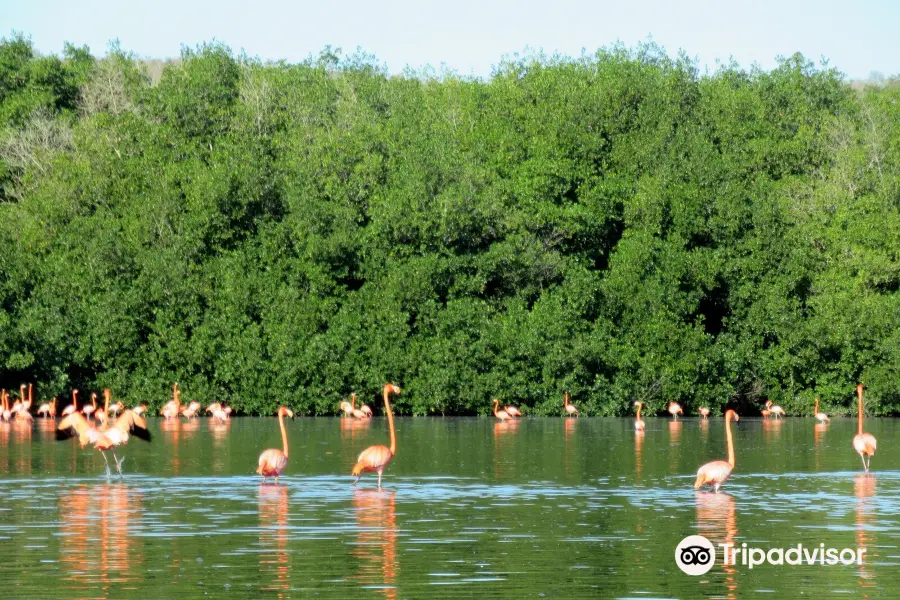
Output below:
[4,0,899,80]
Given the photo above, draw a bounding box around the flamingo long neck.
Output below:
[493,399,499,418]
[726,412,735,467]
[279,411,289,457]
[564,392,568,407]
[28,384,32,405]
[814,397,819,414]
[384,386,396,455]
[636,404,642,420]
[20,386,26,403]
[857,385,864,435]
[73,391,78,411]
[104,390,110,414]
[351,394,356,410]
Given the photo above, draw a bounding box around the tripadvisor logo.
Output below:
[676,535,867,575]
[676,535,716,575]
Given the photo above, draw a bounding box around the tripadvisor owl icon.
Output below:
[676,535,716,575]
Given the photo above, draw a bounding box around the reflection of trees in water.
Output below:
[258,484,291,598]
[855,474,876,598]
[696,491,737,600]
[59,483,144,593]
[351,489,398,600]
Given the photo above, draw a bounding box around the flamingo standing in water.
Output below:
[1,391,11,421]
[766,400,785,419]
[634,401,645,432]
[351,384,401,489]
[492,399,513,422]
[694,409,739,493]
[563,392,578,417]
[57,398,151,476]
[699,407,710,419]
[814,397,830,423]
[132,404,147,417]
[257,406,294,483]
[668,402,683,420]
[37,399,56,418]
[340,394,355,417]
[853,385,876,472]
[83,393,97,420]
[761,408,771,419]
[62,390,79,417]
[359,394,374,418]
[349,393,370,419]
[504,404,522,418]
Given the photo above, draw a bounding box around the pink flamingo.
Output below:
[814,397,830,423]
[634,401,645,432]
[37,399,55,418]
[699,407,710,419]
[492,399,513,422]
[83,393,97,420]
[61,390,79,417]
[351,384,401,489]
[504,404,522,418]
[340,394,355,417]
[349,393,370,419]
[257,406,294,483]
[694,409,739,493]
[853,385,876,472]
[563,392,578,417]
[668,402,683,420]
[766,400,785,419]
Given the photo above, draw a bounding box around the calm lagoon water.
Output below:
[0,416,898,598]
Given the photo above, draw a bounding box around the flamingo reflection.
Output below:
[493,420,519,480]
[668,420,682,473]
[563,417,576,479]
[259,484,291,597]
[695,491,737,599]
[208,418,231,473]
[351,489,398,600]
[161,417,182,474]
[855,474,876,597]
[634,427,644,482]
[59,483,144,591]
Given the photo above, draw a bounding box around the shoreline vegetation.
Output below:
[1,33,899,417]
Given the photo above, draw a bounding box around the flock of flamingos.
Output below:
[0,380,879,491]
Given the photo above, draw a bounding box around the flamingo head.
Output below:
[351,462,365,476]
[387,383,401,395]
[724,409,739,422]
[765,400,772,408]
[278,406,294,420]
[634,401,642,408]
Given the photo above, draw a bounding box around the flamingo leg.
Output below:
[101,451,111,478]
[859,453,868,472]
[352,474,360,486]
[377,469,383,490]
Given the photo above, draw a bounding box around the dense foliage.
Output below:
[1,33,898,416]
